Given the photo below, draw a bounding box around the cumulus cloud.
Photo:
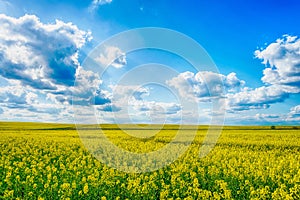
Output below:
[255,35,300,90]
[72,66,110,106]
[167,35,300,115]
[0,14,92,90]
[95,46,127,68]
[225,85,289,112]
[127,100,182,124]
[1,103,75,123]
[224,35,300,112]
[0,14,112,107]
[110,85,149,100]
[129,99,181,115]
[95,84,182,124]
[289,105,300,117]
[285,105,300,123]
[0,85,36,106]
[0,84,77,122]
[0,14,114,122]
[223,35,300,112]
[167,71,244,101]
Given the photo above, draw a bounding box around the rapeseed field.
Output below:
[0,122,299,199]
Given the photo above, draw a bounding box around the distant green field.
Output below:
[0,122,299,199]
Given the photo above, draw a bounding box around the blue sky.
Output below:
[0,0,300,125]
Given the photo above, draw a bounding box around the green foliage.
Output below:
[271,125,276,130]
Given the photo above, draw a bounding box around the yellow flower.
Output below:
[83,184,89,194]
[72,181,77,189]
[61,183,70,190]
[3,190,14,198]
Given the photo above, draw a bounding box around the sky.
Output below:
[0,0,300,125]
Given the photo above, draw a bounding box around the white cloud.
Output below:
[255,35,300,90]
[255,113,281,121]
[0,14,111,107]
[0,84,76,123]
[0,104,74,123]
[167,71,244,101]
[286,105,300,123]
[0,85,33,105]
[93,84,182,124]
[0,14,114,123]
[89,0,113,12]
[225,85,289,112]
[288,105,300,117]
[110,85,149,100]
[109,84,181,115]
[0,14,92,90]
[129,99,181,115]
[95,46,127,68]
[222,35,300,113]
[72,66,111,106]
[224,103,300,125]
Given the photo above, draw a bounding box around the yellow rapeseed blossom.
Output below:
[0,123,299,199]
[83,184,89,194]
